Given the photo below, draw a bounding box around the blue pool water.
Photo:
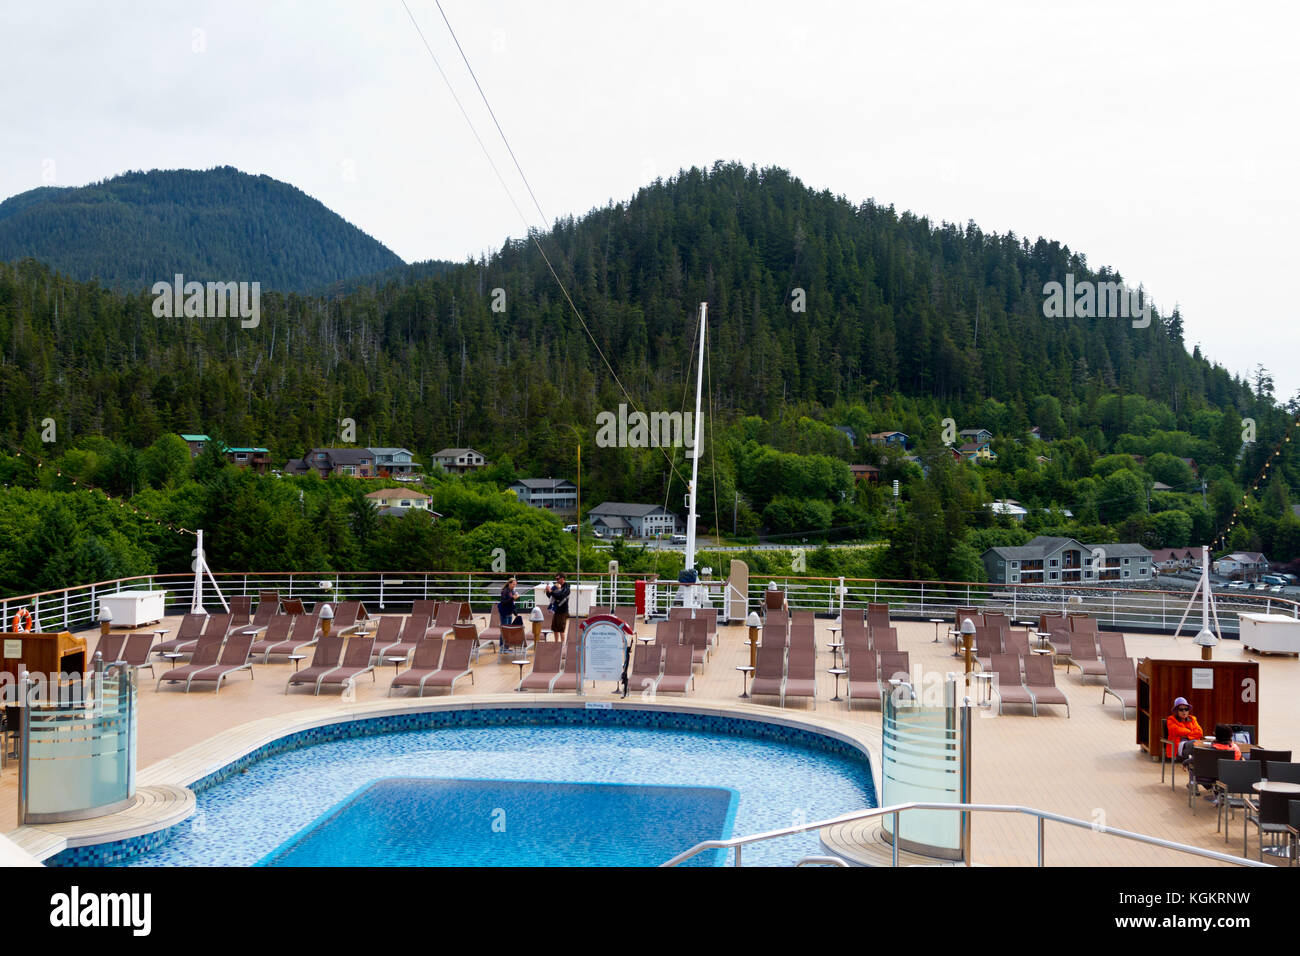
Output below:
[259,777,737,867]
[115,722,875,866]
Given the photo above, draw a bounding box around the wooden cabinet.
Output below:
[1,631,87,687]
[1136,658,1259,755]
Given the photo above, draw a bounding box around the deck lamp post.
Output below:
[1193,626,1219,661]
[530,605,545,645]
[319,603,334,638]
[746,611,761,669]
[960,617,977,675]
[99,604,112,638]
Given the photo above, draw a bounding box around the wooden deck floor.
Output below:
[2,612,1296,866]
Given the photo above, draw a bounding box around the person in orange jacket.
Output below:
[1166,697,1203,759]
[1209,723,1242,760]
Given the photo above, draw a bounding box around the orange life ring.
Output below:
[12,608,34,632]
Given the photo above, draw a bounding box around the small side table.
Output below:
[384,655,406,676]
[512,659,529,689]
[827,641,844,667]
[828,667,846,701]
[288,654,307,672]
[160,652,184,677]
[736,665,755,698]
[637,635,655,646]
[929,618,945,643]
[153,628,169,647]
[970,671,994,708]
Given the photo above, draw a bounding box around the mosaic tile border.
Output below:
[47,704,874,866]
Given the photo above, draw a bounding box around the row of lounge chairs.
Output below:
[157,630,255,693]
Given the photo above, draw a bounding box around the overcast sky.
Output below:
[3,0,1297,400]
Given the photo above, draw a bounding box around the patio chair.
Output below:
[155,613,208,655]
[411,600,438,619]
[867,601,891,620]
[1023,654,1069,717]
[1097,632,1127,659]
[257,590,280,612]
[1046,623,1073,658]
[317,636,377,693]
[654,620,680,646]
[263,613,321,661]
[240,596,278,636]
[788,623,816,655]
[870,626,898,653]
[1101,656,1137,718]
[878,651,911,688]
[841,613,868,645]
[656,645,695,695]
[782,644,817,709]
[1186,747,1222,811]
[991,654,1036,715]
[792,609,816,630]
[1267,762,1300,783]
[429,602,462,640]
[551,640,582,692]
[329,601,362,635]
[94,633,127,665]
[762,624,788,649]
[285,636,346,695]
[846,650,880,710]
[417,637,474,695]
[1004,630,1031,658]
[120,632,159,678]
[982,612,1010,631]
[1038,611,1065,632]
[1068,614,1098,634]
[184,632,256,693]
[453,621,491,662]
[389,638,446,696]
[749,644,785,704]
[518,642,563,692]
[204,613,235,642]
[763,588,787,613]
[369,616,406,661]
[614,605,637,632]
[1065,634,1107,682]
[382,614,432,661]
[842,628,870,661]
[1214,759,1261,851]
[1245,789,1293,860]
[280,598,306,617]
[1248,748,1291,769]
[974,627,1002,671]
[156,636,223,691]
[684,621,711,668]
[250,616,293,662]
[499,623,528,657]
[627,644,663,696]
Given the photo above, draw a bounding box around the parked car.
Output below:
[1270,584,1285,593]
[671,534,688,544]
[562,524,578,533]
[1254,582,1270,591]
[1228,581,1250,590]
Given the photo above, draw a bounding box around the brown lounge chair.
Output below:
[429,602,463,640]
[499,623,528,657]
[627,644,662,696]
[383,615,431,661]
[390,638,445,697]
[1023,654,1069,717]
[991,654,1036,715]
[614,605,637,633]
[749,644,785,704]
[791,609,816,630]
[120,632,159,678]
[156,635,223,691]
[184,633,256,693]
[1046,623,1072,659]
[250,616,292,662]
[1097,632,1127,659]
[260,614,319,662]
[846,649,880,709]
[479,606,504,650]
[453,621,491,662]
[1003,630,1031,657]
[94,633,127,665]
[285,636,346,695]
[411,599,438,619]
[240,596,278,636]
[655,620,681,646]
[871,626,899,653]
[317,636,376,693]
[370,616,406,660]
[683,618,711,667]
[229,595,253,628]
[1101,656,1137,718]
[656,645,695,695]
[420,638,475,695]
[974,627,1001,671]
[1066,634,1107,682]
[201,613,235,645]
[519,642,563,692]
[155,613,208,655]
[782,644,817,709]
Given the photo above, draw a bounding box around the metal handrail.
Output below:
[660,800,1271,868]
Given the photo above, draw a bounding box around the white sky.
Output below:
[2,0,1297,400]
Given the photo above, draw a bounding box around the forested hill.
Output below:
[0,167,403,292]
[0,161,1264,482]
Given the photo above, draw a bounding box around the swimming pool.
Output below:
[54,708,877,867]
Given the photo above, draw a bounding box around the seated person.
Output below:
[1209,723,1242,761]
[1165,697,1203,760]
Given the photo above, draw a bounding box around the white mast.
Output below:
[684,302,707,573]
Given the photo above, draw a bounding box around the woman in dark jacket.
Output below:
[498,577,522,627]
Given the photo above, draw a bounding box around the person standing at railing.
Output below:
[498,577,522,627]
[545,573,571,640]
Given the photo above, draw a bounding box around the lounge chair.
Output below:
[588,605,612,619]
[867,601,891,622]
[782,644,817,709]
[656,645,695,695]
[614,605,637,632]
[1101,656,1137,718]
[983,612,1010,631]
[991,654,1036,715]
[155,613,208,655]
[240,597,278,636]
[94,633,127,665]
[499,623,528,657]
[683,619,710,667]
[627,644,663,696]
[1097,632,1127,659]
[552,637,581,692]
[229,595,253,628]
[792,609,816,629]
[383,614,432,661]
[1023,654,1069,717]
[262,614,320,662]
[654,620,681,646]
[879,650,911,688]
[317,636,377,693]
[280,598,307,617]
[846,650,880,709]
[1066,634,1107,682]
[285,636,346,695]
[411,599,439,619]
[389,638,446,697]
[1068,614,1098,634]
[1046,623,1073,658]
[120,633,158,677]
[453,621,490,662]
[203,613,235,643]
[974,627,1002,671]
[763,588,787,613]
[250,616,293,662]
[842,628,871,662]
[1003,630,1030,658]
[1038,611,1065,632]
[749,644,785,704]
[788,623,816,655]
[156,635,223,690]
[370,616,406,660]
[871,626,899,653]
[519,643,563,692]
[185,633,256,693]
[429,602,462,640]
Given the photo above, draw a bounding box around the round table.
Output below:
[512,659,530,689]
[383,655,406,676]
[828,667,846,701]
[736,665,755,698]
[930,618,945,643]
[827,642,844,667]
[1252,780,1300,857]
[970,671,994,708]
[287,654,307,672]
